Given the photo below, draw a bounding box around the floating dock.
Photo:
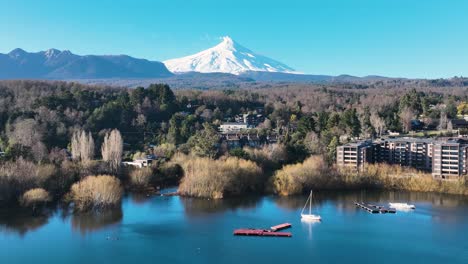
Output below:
[233,229,292,237]
[270,223,292,231]
[355,202,396,214]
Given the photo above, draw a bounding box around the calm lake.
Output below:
[1,190,467,264]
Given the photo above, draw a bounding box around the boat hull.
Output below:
[389,203,415,210]
[301,214,321,221]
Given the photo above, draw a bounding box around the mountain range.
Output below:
[0,48,173,79]
[0,37,396,85]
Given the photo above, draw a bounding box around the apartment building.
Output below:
[336,141,375,170]
[376,138,433,171]
[337,137,468,179]
[432,139,468,179]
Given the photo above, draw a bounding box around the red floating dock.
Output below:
[233,229,292,237]
[270,223,292,231]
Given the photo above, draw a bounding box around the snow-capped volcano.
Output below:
[164,36,296,75]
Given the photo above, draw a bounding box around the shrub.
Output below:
[20,188,51,207]
[157,161,183,186]
[153,143,176,158]
[244,144,287,172]
[270,155,328,196]
[0,158,56,204]
[175,154,263,199]
[128,168,153,188]
[69,175,123,211]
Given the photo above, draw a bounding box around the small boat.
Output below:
[389,203,415,210]
[301,190,321,221]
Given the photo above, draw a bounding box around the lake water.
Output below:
[1,190,467,264]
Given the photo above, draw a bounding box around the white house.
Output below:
[122,158,154,168]
[219,122,249,134]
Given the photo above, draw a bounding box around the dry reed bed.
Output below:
[270,156,468,196]
[175,154,263,199]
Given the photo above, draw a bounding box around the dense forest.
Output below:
[0,80,467,207]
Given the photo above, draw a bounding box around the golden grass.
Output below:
[20,188,51,207]
[271,156,468,196]
[270,156,328,196]
[69,175,123,211]
[174,153,263,199]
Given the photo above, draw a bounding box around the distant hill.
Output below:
[74,72,256,89]
[0,48,173,79]
[239,71,394,83]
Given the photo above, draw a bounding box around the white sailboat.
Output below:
[301,190,321,221]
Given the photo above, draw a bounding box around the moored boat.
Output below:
[389,202,415,210]
[301,190,321,221]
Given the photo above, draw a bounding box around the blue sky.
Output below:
[1,0,467,78]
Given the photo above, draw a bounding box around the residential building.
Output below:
[123,158,154,168]
[432,139,468,179]
[336,141,376,170]
[221,133,279,149]
[337,137,468,179]
[449,119,468,130]
[234,113,265,127]
[219,122,249,134]
[376,138,433,171]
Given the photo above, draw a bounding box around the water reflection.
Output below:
[0,207,51,236]
[71,207,123,235]
[180,196,261,216]
[129,193,155,205]
[301,219,321,240]
[0,190,467,238]
[273,190,468,217]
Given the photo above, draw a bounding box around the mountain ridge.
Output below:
[0,49,173,79]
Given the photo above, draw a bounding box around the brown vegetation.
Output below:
[243,144,288,172]
[128,167,154,189]
[69,175,123,211]
[270,156,329,196]
[270,156,468,196]
[20,188,51,207]
[0,158,56,204]
[175,154,263,199]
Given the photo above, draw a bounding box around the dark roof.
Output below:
[450,119,468,126]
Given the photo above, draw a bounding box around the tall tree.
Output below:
[399,107,415,133]
[71,130,95,162]
[370,112,386,137]
[101,129,123,172]
[187,123,219,158]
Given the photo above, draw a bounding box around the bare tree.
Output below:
[7,118,43,148]
[101,129,123,172]
[82,131,94,162]
[31,142,48,163]
[438,112,448,131]
[304,131,321,154]
[370,112,386,137]
[447,120,453,132]
[71,130,95,162]
[71,131,81,161]
[399,108,415,133]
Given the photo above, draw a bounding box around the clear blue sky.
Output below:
[1,0,467,78]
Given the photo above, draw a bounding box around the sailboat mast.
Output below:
[309,191,312,214]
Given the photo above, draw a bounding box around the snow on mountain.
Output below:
[164,36,297,75]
